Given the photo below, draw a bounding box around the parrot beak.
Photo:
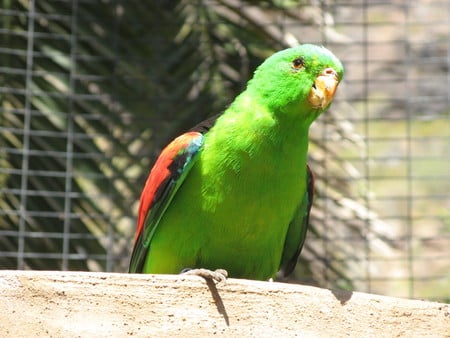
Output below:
[308,68,340,109]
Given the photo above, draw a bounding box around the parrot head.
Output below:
[247,44,344,123]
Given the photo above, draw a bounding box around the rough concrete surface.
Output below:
[0,271,449,337]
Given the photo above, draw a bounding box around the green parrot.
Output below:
[129,44,343,281]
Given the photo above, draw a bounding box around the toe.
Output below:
[181,268,228,283]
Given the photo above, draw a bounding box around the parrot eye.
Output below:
[292,57,304,70]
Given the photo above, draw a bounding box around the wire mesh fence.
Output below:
[1,0,449,302]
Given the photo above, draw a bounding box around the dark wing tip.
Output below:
[278,165,315,278]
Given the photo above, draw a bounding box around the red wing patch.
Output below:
[135,131,203,242]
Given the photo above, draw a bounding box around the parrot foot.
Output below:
[181,268,228,283]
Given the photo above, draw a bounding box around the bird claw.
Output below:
[181,268,228,283]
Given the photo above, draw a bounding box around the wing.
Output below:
[129,131,204,273]
[278,165,315,278]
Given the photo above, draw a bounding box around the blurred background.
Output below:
[1,1,449,302]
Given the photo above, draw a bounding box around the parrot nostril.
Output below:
[323,67,337,76]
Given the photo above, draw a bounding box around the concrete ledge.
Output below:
[0,270,449,337]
